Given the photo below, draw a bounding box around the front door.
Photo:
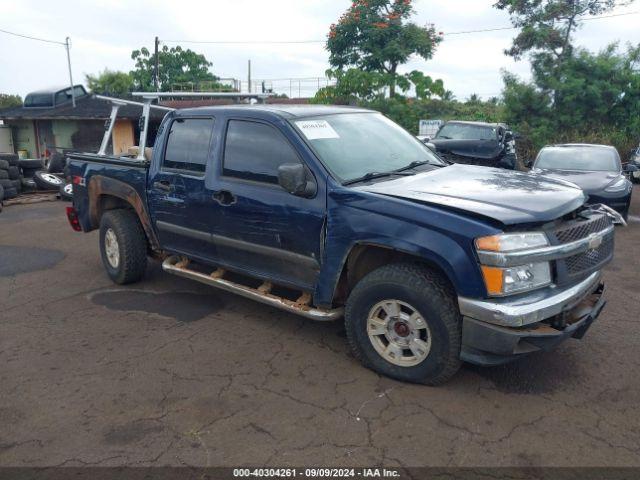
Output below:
[209,118,325,290]
[148,116,217,260]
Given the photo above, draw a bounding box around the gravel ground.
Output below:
[1,189,639,468]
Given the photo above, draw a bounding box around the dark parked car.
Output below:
[425,121,518,170]
[530,144,635,221]
[67,105,615,385]
[628,145,640,184]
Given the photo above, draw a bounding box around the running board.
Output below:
[162,256,343,321]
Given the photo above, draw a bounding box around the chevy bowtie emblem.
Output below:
[589,236,603,250]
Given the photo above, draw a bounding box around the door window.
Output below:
[163,118,214,175]
[223,120,301,184]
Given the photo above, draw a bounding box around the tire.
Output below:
[33,170,64,190]
[18,158,43,169]
[10,179,21,192]
[3,186,18,199]
[0,153,19,166]
[0,179,12,189]
[99,210,148,285]
[21,177,37,192]
[0,184,4,202]
[59,182,73,201]
[0,170,8,180]
[0,159,9,170]
[47,153,67,173]
[21,167,39,179]
[345,263,462,386]
[8,166,20,180]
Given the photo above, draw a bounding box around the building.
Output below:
[0,85,166,159]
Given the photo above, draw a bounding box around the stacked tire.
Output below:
[0,154,21,201]
[0,153,71,202]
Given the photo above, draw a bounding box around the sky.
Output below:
[0,0,638,100]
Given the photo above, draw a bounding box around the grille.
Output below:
[552,212,614,286]
[565,238,614,275]
[555,213,611,244]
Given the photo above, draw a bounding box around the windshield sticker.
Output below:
[296,120,340,140]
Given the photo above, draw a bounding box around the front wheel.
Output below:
[345,263,462,385]
[99,210,147,285]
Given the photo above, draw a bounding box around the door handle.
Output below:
[153,180,172,192]
[212,190,236,206]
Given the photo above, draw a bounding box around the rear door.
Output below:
[208,118,326,290]
[148,116,218,259]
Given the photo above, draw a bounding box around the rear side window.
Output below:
[223,120,300,184]
[163,118,214,174]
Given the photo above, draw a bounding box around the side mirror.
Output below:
[277,163,317,198]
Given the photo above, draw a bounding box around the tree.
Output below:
[327,0,442,97]
[0,94,22,109]
[130,45,220,92]
[502,44,640,153]
[85,69,133,96]
[494,0,623,61]
[494,0,631,101]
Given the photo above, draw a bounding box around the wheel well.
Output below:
[94,195,134,227]
[333,244,453,305]
[93,194,155,253]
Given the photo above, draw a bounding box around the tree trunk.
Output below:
[388,63,398,98]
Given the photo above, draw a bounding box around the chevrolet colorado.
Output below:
[66,104,616,385]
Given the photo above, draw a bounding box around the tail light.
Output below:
[66,207,82,232]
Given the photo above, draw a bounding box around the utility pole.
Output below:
[65,37,76,107]
[247,60,252,93]
[154,36,160,91]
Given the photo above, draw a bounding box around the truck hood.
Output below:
[429,138,502,160]
[356,164,587,225]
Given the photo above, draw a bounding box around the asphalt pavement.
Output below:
[1,189,639,468]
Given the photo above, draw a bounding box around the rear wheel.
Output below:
[99,210,147,285]
[345,263,462,385]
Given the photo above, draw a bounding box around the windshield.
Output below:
[435,123,497,141]
[292,113,445,183]
[535,147,620,172]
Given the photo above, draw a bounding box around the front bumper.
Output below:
[458,276,606,366]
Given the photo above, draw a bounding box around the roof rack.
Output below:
[96,91,274,159]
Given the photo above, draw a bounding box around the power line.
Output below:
[2,9,637,48]
[162,10,640,44]
[0,27,65,45]
[162,38,324,45]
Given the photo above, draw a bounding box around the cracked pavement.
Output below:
[1,190,639,468]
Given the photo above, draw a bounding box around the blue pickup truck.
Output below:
[66,104,616,385]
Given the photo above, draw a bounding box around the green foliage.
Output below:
[312,68,445,104]
[368,97,504,134]
[85,69,134,96]
[327,0,442,96]
[502,44,640,159]
[130,45,221,92]
[0,93,22,109]
[494,0,619,62]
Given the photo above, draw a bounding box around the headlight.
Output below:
[605,177,629,193]
[476,232,549,252]
[480,263,552,296]
[476,233,552,296]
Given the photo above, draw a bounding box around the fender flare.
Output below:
[87,175,161,251]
